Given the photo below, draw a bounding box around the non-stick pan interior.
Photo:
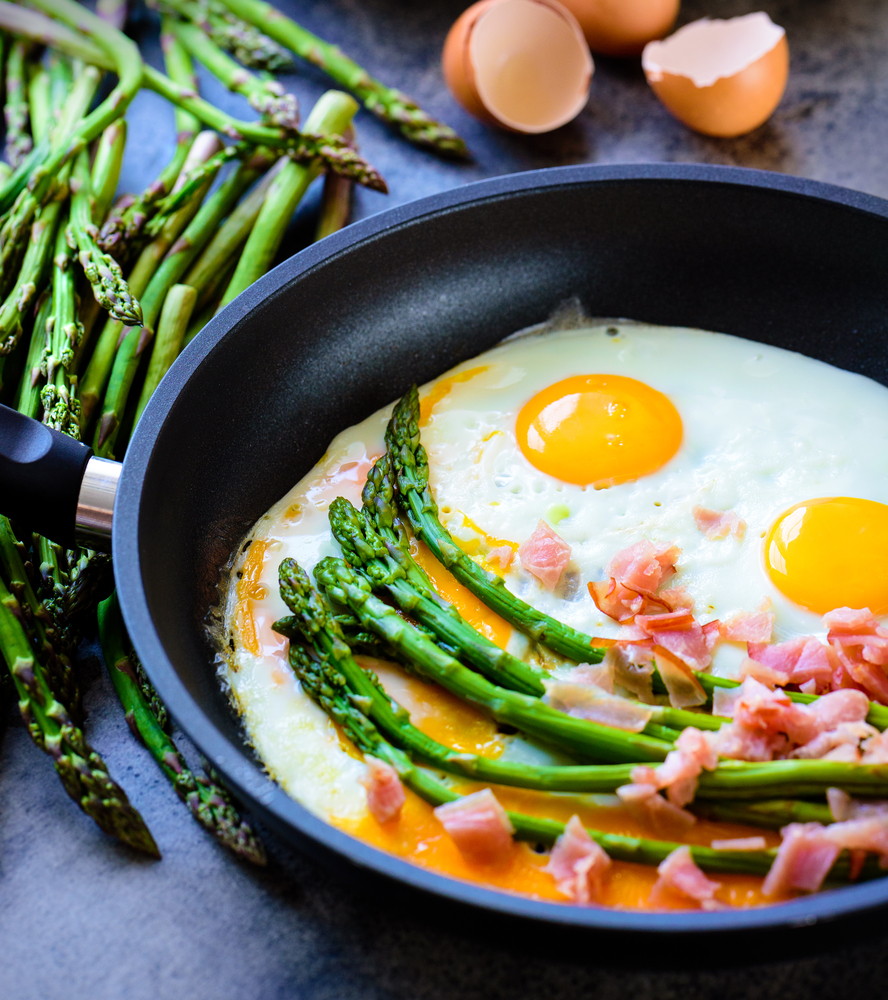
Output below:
[122,165,888,942]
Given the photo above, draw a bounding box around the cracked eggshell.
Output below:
[442,0,593,134]
[642,12,789,138]
[558,0,680,57]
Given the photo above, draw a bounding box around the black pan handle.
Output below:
[0,403,94,549]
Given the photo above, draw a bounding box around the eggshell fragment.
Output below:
[558,0,679,57]
[642,13,789,138]
[443,0,593,134]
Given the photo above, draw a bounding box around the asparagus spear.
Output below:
[89,120,127,225]
[97,26,199,261]
[216,0,468,159]
[0,567,158,856]
[181,157,283,307]
[163,0,295,72]
[170,17,298,129]
[133,284,197,421]
[285,631,875,883]
[40,220,82,437]
[97,591,266,864]
[82,130,221,433]
[4,38,33,169]
[315,169,352,242]
[385,387,612,665]
[14,291,52,420]
[313,556,672,764]
[219,89,360,308]
[96,0,129,31]
[91,134,224,456]
[27,65,52,145]
[68,148,143,325]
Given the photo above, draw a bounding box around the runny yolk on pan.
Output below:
[765,496,888,615]
[516,374,683,487]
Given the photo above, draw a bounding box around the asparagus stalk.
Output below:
[27,65,52,144]
[40,220,82,437]
[68,148,143,325]
[385,387,611,665]
[97,27,198,261]
[314,169,352,242]
[97,591,266,864]
[133,284,197,421]
[0,567,158,855]
[216,0,468,159]
[163,0,295,72]
[285,632,875,883]
[96,0,129,31]
[170,17,298,129]
[14,292,52,420]
[313,556,672,764]
[89,120,127,225]
[3,38,33,169]
[692,799,834,830]
[182,157,282,305]
[81,131,221,431]
[219,90,359,307]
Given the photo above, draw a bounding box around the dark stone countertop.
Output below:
[4,1,888,997]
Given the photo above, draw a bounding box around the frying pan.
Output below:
[4,162,888,959]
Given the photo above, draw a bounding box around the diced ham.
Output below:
[487,545,514,571]
[606,539,679,593]
[762,823,840,896]
[738,656,789,689]
[616,782,696,837]
[658,586,695,611]
[823,608,888,704]
[692,505,746,541]
[862,730,888,764]
[543,678,654,732]
[822,815,888,863]
[359,757,406,823]
[605,642,656,702]
[790,721,877,760]
[719,611,775,644]
[711,837,767,851]
[747,635,809,674]
[543,814,611,904]
[434,789,514,864]
[807,688,871,730]
[635,612,715,670]
[569,661,616,694]
[518,520,571,590]
[712,684,743,719]
[653,648,708,709]
[827,787,888,822]
[645,726,719,807]
[649,845,722,908]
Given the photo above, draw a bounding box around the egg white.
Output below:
[223,320,888,821]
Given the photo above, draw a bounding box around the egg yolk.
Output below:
[765,497,888,616]
[516,374,682,487]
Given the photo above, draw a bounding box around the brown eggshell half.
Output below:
[643,15,790,138]
[442,0,594,134]
[558,0,680,57]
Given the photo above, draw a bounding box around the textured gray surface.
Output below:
[4,0,888,997]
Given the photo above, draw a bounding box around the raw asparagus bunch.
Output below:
[0,518,158,856]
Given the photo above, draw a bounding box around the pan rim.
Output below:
[118,161,888,935]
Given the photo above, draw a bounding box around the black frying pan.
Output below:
[4,163,888,960]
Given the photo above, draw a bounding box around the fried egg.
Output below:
[222,318,888,902]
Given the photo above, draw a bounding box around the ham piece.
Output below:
[710,837,767,851]
[359,757,406,824]
[543,814,611,904]
[824,607,888,704]
[543,677,654,732]
[634,726,719,807]
[616,778,697,837]
[434,789,514,865]
[649,845,722,908]
[635,612,716,671]
[518,520,571,590]
[588,540,681,623]
[719,610,775,644]
[762,823,840,896]
[692,505,746,541]
[746,636,834,693]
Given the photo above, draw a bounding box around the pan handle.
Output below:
[0,403,117,551]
